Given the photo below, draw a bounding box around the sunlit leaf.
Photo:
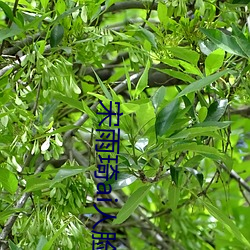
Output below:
[168,182,180,210]
[24,177,51,192]
[168,47,200,65]
[157,1,168,24]
[205,49,225,75]
[0,168,18,194]
[113,185,151,224]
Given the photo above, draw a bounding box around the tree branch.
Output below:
[219,163,250,193]
[2,32,46,56]
[0,45,50,78]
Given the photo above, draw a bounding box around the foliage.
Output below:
[1,0,250,249]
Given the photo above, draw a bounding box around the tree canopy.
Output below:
[1,0,250,249]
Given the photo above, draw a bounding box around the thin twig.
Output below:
[239,184,250,206]
[219,162,250,193]
[141,0,156,28]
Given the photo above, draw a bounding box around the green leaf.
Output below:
[41,100,60,125]
[168,47,200,65]
[177,70,231,98]
[123,60,132,95]
[50,166,88,186]
[53,5,83,23]
[50,24,64,47]
[121,103,140,114]
[183,155,204,168]
[170,143,230,166]
[157,1,168,24]
[200,28,247,58]
[14,15,24,28]
[53,92,84,112]
[230,24,250,58]
[105,0,117,9]
[101,173,137,191]
[134,59,151,98]
[0,168,18,194]
[178,61,203,76]
[9,241,22,250]
[94,70,112,100]
[198,106,208,122]
[42,223,69,250]
[33,125,78,140]
[156,67,195,83]
[168,182,180,210]
[194,121,231,129]
[24,177,51,192]
[25,12,52,30]
[205,49,225,75]
[179,92,196,119]
[0,2,14,21]
[112,185,151,224]
[40,0,49,9]
[203,201,250,248]
[138,27,157,48]
[0,209,23,223]
[155,99,179,137]
[231,24,246,40]
[170,126,220,139]
[232,0,250,4]
[0,26,23,42]
[87,92,109,102]
[234,35,250,58]
[81,100,97,121]
[197,92,208,108]
[199,39,218,55]
[151,86,166,111]
[205,99,228,122]
[185,167,204,187]
[170,166,181,186]
[80,206,120,214]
